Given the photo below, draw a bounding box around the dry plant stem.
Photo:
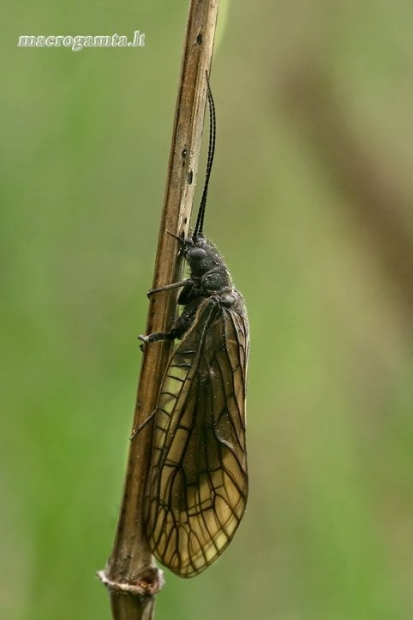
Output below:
[98,1,220,619]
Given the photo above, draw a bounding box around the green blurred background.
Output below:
[2,1,413,619]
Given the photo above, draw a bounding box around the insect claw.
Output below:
[138,335,152,352]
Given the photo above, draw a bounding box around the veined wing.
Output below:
[144,296,249,577]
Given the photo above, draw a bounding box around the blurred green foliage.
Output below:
[2,1,413,619]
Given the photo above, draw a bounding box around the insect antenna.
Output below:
[193,74,216,240]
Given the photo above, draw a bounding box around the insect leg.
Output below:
[138,329,178,344]
[147,279,191,297]
[130,408,156,440]
[139,284,198,345]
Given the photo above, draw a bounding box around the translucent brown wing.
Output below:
[144,296,249,577]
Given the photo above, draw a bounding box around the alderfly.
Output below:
[139,75,249,577]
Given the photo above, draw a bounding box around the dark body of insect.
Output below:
[139,78,249,578]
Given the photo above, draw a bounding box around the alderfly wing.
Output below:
[144,296,249,577]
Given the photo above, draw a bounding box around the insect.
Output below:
[139,76,249,578]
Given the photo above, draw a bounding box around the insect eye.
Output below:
[188,247,207,259]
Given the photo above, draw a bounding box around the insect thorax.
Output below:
[166,234,242,341]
